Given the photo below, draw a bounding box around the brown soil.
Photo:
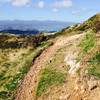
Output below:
[16,34,100,100]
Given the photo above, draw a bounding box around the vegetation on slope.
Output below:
[77,30,96,61]
[0,34,49,49]
[36,44,69,97]
[0,13,100,100]
[0,33,53,100]
[36,67,65,97]
[88,51,100,78]
[55,13,100,37]
[77,29,100,78]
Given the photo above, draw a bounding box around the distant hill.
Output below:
[0,20,75,34]
[0,29,39,35]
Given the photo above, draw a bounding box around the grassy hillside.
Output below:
[76,29,100,76]
[55,13,100,37]
[35,13,100,99]
[0,13,100,100]
[0,34,53,100]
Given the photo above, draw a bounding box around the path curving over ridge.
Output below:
[15,33,84,100]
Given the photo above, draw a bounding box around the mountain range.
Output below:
[0,20,75,34]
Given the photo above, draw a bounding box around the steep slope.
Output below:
[0,34,52,100]
[15,13,100,100]
[16,31,100,100]
[74,13,100,32]
[57,13,100,36]
[16,33,85,100]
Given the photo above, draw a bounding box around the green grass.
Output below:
[80,30,96,53]
[0,40,53,100]
[88,51,100,78]
[76,29,100,78]
[0,91,12,100]
[79,30,100,78]
[39,41,49,47]
[36,44,69,97]
[88,51,100,64]
[36,67,65,97]
[88,65,100,78]
[76,30,99,77]
[77,30,96,62]
[0,49,35,99]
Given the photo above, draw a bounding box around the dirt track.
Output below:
[16,34,84,100]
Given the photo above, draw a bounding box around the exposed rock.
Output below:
[64,53,81,75]
[88,80,98,91]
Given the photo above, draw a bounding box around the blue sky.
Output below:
[0,0,100,22]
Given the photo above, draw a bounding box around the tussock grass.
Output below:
[36,67,65,97]
[88,51,100,78]
[77,30,96,62]
[80,30,96,53]
[77,30,100,78]
[0,40,53,100]
[36,45,68,97]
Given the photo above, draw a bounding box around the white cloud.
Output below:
[51,0,72,13]
[12,0,30,6]
[51,0,72,9]
[36,1,45,8]
[0,0,30,6]
[0,0,72,9]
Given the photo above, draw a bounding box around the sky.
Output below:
[0,0,100,22]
